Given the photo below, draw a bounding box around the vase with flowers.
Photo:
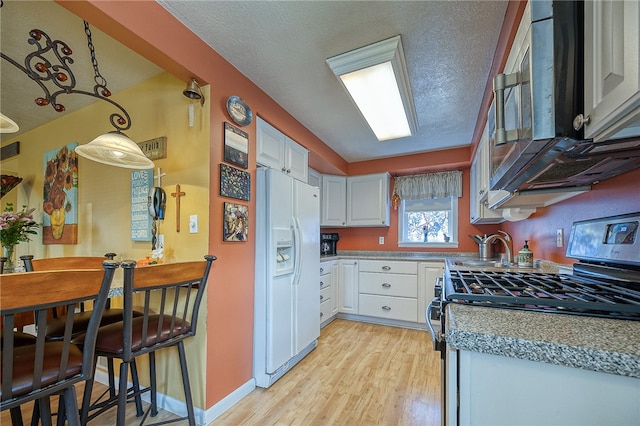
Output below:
[0,203,39,272]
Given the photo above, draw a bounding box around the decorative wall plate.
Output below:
[226,96,253,127]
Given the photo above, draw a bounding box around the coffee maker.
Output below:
[320,233,339,256]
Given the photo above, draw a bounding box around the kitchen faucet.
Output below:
[477,230,513,263]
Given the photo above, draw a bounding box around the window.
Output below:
[398,196,458,248]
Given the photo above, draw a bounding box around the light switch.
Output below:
[190,215,198,233]
[556,228,563,247]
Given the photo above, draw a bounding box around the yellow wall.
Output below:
[0,71,212,407]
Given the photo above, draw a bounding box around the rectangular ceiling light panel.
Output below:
[327,35,418,141]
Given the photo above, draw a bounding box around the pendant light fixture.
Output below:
[0,19,153,169]
[183,78,205,128]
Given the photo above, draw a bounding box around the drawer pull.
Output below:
[320,312,324,317]
[382,306,391,311]
[382,266,391,271]
[320,295,324,301]
[320,281,324,286]
[320,267,324,274]
[382,283,391,288]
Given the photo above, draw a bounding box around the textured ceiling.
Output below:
[1,1,509,164]
[0,1,162,142]
[158,0,509,162]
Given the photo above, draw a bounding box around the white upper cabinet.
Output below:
[583,0,640,141]
[471,123,504,224]
[347,173,390,227]
[256,117,308,182]
[321,175,347,227]
[321,173,390,227]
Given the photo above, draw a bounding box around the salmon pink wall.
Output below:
[500,168,640,265]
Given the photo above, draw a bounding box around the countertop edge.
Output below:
[445,304,640,379]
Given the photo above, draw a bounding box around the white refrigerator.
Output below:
[254,167,320,388]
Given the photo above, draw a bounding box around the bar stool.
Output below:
[20,253,146,410]
[80,255,216,426]
[0,262,118,425]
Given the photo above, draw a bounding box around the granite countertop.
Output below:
[445,303,640,378]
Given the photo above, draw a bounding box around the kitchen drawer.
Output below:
[320,299,331,321]
[320,276,330,289]
[320,262,332,276]
[320,286,331,303]
[359,272,417,298]
[358,260,417,275]
[358,294,418,322]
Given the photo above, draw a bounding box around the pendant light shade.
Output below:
[0,113,19,133]
[75,132,154,169]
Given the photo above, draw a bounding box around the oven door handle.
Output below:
[425,300,444,352]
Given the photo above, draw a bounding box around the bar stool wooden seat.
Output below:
[80,255,216,426]
[0,262,118,425]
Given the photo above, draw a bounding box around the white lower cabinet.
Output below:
[320,260,337,327]
[457,350,640,425]
[338,260,359,314]
[336,258,444,327]
[357,260,419,323]
[418,261,445,325]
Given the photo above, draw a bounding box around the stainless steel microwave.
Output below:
[488,0,640,196]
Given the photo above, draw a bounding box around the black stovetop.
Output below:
[444,268,640,320]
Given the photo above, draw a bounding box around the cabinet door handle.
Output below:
[281,167,287,172]
[382,283,391,288]
[382,266,391,271]
[286,168,291,173]
[382,306,391,311]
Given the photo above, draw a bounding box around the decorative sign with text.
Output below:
[137,136,167,160]
[131,169,153,241]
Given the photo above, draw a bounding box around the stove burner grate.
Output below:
[445,270,640,320]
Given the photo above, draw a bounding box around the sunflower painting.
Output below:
[42,143,78,244]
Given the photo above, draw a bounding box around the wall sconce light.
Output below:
[0,20,153,169]
[326,35,418,141]
[183,78,205,128]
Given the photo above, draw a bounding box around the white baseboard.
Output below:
[94,366,256,426]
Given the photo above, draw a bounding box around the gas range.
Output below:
[436,212,640,321]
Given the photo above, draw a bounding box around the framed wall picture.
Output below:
[42,142,78,244]
[224,122,249,169]
[220,163,250,201]
[223,202,248,241]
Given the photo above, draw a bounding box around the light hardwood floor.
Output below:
[211,319,441,426]
[2,319,441,425]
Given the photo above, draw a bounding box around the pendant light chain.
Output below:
[84,21,110,97]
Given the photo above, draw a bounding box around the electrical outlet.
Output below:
[189,215,198,234]
[378,236,384,244]
[556,228,563,247]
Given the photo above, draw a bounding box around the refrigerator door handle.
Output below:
[292,217,302,286]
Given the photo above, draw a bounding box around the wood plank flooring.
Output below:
[211,319,441,426]
[1,319,441,426]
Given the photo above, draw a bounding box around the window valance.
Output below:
[393,170,462,201]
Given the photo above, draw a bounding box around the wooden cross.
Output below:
[171,184,186,232]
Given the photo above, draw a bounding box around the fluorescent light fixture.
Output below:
[327,35,418,141]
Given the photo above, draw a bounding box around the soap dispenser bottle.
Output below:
[518,240,533,268]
